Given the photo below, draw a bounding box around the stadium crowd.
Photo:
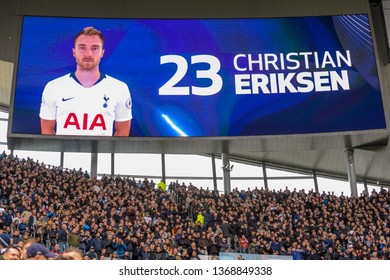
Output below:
[1,152,390,260]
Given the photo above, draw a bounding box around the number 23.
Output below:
[159,54,223,96]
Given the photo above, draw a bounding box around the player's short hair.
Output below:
[74,26,104,47]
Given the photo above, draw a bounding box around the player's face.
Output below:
[73,34,105,71]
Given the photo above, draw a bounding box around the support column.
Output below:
[363,180,368,196]
[345,149,358,197]
[313,170,319,193]
[90,152,98,179]
[111,153,115,176]
[222,153,231,194]
[60,151,64,169]
[161,154,166,183]
[262,161,269,191]
[211,154,218,191]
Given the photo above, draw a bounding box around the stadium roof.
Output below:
[2,0,390,187]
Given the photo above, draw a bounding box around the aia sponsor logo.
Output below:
[64,113,106,130]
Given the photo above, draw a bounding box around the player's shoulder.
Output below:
[45,73,74,86]
[103,74,128,87]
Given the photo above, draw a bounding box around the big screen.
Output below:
[11,15,386,137]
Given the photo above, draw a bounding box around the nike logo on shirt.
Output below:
[62,97,75,102]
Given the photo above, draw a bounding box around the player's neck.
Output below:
[75,68,101,88]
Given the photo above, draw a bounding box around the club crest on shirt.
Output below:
[103,95,109,108]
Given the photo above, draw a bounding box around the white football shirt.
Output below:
[39,73,132,136]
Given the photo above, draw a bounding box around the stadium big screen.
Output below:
[10,15,386,137]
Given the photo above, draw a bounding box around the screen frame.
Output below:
[8,14,388,147]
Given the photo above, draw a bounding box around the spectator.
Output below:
[20,238,37,260]
[239,235,249,253]
[61,247,84,260]
[190,250,201,260]
[26,242,57,260]
[51,243,62,256]
[195,212,205,228]
[220,220,233,250]
[207,237,220,256]
[85,246,98,260]
[0,154,389,261]
[157,180,167,192]
[114,237,126,259]
[68,227,80,249]
[248,237,258,254]
[0,233,10,258]
[57,223,69,252]
[2,246,21,260]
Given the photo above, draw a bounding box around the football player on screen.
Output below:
[40,26,132,136]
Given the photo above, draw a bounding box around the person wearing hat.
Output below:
[85,245,98,259]
[26,242,58,260]
[0,233,11,259]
